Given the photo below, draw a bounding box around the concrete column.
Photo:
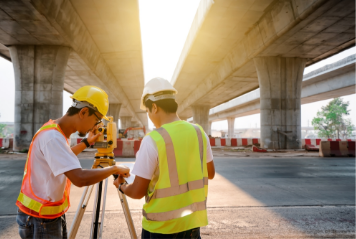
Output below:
[9,46,71,151]
[131,121,140,127]
[254,57,306,149]
[106,103,121,125]
[227,117,235,138]
[120,116,132,129]
[192,105,210,134]
[208,121,212,136]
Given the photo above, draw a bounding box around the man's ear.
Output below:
[79,107,88,119]
[152,103,159,114]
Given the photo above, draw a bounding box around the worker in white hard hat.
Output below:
[16,86,129,239]
[114,77,215,238]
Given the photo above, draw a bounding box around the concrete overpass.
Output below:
[0,0,146,150]
[188,54,355,138]
[172,0,355,148]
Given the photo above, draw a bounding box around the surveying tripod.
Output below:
[68,117,138,239]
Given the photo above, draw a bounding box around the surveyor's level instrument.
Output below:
[68,117,137,239]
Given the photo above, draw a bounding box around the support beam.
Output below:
[227,117,235,138]
[208,121,212,136]
[254,57,306,149]
[107,103,121,125]
[9,45,71,151]
[192,105,210,134]
[120,116,132,130]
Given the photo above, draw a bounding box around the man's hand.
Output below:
[65,165,130,188]
[113,175,150,199]
[87,125,102,144]
[71,125,102,155]
[113,175,126,188]
[112,165,130,178]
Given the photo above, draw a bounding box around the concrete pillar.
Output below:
[106,103,121,125]
[131,121,140,127]
[9,46,71,151]
[120,116,132,129]
[192,105,210,134]
[208,121,212,136]
[227,117,235,138]
[254,57,306,149]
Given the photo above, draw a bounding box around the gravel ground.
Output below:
[1,206,354,238]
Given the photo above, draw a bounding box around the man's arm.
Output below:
[114,175,150,199]
[71,142,87,156]
[65,165,130,187]
[207,161,215,179]
[204,132,215,180]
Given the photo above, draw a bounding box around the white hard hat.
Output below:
[140,77,178,110]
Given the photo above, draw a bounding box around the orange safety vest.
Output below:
[16,120,71,219]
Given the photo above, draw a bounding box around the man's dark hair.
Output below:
[66,106,96,116]
[144,99,178,113]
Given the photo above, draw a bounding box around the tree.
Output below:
[311,97,355,139]
[0,124,6,138]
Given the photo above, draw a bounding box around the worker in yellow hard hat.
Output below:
[114,77,215,238]
[15,85,130,239]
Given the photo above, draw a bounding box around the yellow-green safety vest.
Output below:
[142,120,208,234]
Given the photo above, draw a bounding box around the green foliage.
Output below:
[0,124,6,138]
[312,98,355,139]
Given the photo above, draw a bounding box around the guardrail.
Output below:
[319,141,355,157]
[302,139,354,149]
[209,138,260,147]
[0,138,13,149]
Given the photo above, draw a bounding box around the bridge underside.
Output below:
[0,0,146,150]
[174,0,355,148]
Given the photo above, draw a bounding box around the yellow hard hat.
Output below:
[70,86,109,121]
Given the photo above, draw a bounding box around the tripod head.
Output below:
[92,116,117,167]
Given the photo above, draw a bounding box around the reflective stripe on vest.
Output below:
[143,123,208,222]
[143,200,207,222]
[17,192,69,215]
[16,120,71,218]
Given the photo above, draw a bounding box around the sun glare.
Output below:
[138,0,201,84]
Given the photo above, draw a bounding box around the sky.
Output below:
[0,0,355,132]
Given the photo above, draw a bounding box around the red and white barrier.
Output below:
[0,138,13,149]
[302,139,354,149]
[210,138,260,147]
[114,139,141,157]
[319,141,355,157]
[70,138,142,157]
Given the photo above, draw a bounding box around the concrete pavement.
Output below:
[0,152,354,238]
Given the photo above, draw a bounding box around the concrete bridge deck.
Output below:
[189,54,356,123]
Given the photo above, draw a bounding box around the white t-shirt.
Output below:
[29,130,81,202]
[132,132,213,180]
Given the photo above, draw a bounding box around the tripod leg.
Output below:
[117,190,138,239]
[99,177,109,239]
[91,181,103,239]
[89,183,100,239]
[68,185,94,239]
